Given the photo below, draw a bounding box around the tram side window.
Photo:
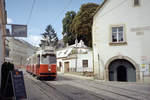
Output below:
[37,55,40,65]
[33,56,36,64]
[29,59,31,66]
[41,54,56,64]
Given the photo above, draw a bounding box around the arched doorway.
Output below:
[117,66,127,81]
[108,59,136,82]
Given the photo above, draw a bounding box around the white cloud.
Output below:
[7,18,13,24]
[22,35,42,47]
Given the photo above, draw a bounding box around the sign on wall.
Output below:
[12,24,27,37]
[141,56,150,76]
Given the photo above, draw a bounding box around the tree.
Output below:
[70,3,99,47]
[62,11,76,45]
[39,24,58,48]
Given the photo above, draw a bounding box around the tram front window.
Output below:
[41,54,56,64]
[41,54,50,64]
[49,54,56,64]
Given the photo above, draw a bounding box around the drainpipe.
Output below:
[98,54,100,79]
[142,71,144,82]
[92,43,96,78]
[75,48,78,72]
[92,46,95,77]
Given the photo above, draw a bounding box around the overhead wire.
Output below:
[27,0,36,25]
[52,0,73,40]
[52,0,73,26]
[26,0,72,40]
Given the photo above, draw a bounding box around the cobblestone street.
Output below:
[23,71,150,100]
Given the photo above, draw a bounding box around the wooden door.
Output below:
[64,62,69,73]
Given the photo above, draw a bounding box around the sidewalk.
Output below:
[58,71,95,80]
[60,72,150,85]
[23,71,50,100]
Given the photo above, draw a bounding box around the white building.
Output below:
[56,40,93,74]
[92,0,150,82]
[7,38,37,67]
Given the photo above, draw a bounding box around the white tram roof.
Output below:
[36,49,55,55]
[26,48,55,61]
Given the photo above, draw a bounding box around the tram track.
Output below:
[28,75,111,100]
[42,81,108,100]
[58,75,148,100]
[94,81,150,96]
[41,81,74,100]
[71,78,150,100]
[69,80,139,100]
[26,73,149,100]
[90,80,150,99]
[27,76,53,100]
[28,76,74,100]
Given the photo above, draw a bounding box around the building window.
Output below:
[134,0,140,6]
[82,60,88,67]
[111,26,124,43]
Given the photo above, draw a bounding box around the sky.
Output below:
[6,0,102,46]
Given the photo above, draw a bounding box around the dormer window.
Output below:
[134,0,140,6]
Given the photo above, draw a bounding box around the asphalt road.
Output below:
[23,71,150,100]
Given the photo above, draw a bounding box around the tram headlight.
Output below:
[48,68,51,71]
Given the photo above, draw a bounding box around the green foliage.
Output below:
[71,49,78,54]
[40,24,58,47]
[70,3,99,47]
[62,11,76,45]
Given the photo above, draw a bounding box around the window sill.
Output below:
[109,42,127,46]
[134,5,140,7]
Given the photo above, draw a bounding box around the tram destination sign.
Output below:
[11,70,27,100]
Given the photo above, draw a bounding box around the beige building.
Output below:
[92,0,150,82]
[0,0,7,86]
[7,38,37,67]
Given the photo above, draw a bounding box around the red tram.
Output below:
[26,49,57,80]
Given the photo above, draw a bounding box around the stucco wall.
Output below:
[92,0,150,81]
[8,38,37,67]
[0,25,4,87]
[0,0,6,87]
[57,51,93,73]
[76,51,93,72]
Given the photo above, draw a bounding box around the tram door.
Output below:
[36,54,40,75]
